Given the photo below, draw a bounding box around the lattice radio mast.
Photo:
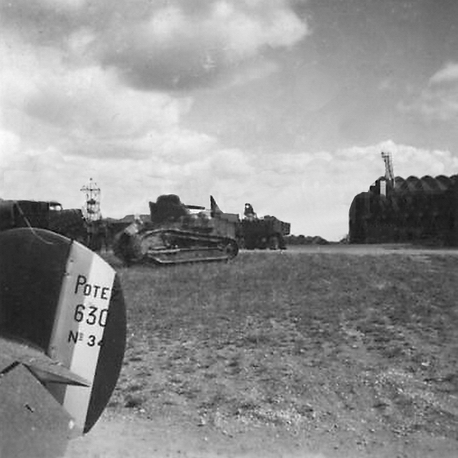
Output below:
[80,178,101,221]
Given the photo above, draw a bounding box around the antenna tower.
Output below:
[80,178,101,221]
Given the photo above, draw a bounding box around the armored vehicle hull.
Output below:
[112,195,239,265]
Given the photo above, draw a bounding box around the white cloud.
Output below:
[0,0,310,187]
[211,3,307,58]
[39,0,88,10]
[376,140,458,177]
[430,62,458,85]
[151,128,217,164]
[1,0,308,91]
[0,130,21,162]
[0,37,198,161]
[98,1,308,90]
[399,62,458,122]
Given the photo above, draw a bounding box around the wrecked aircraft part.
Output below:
[0,228,126,457]
[113,195,239,266]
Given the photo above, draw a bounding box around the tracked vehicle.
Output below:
[113,195,239,265]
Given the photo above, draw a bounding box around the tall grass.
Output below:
[109,252,458,437]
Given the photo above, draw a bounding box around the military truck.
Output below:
[0,199,101,249]
[238,203,291,250]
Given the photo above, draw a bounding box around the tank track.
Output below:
[113,226,238,266]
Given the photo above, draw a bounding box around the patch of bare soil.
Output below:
[66,248,458,457]
[66,408,458,458]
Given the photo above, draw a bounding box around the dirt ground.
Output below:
[66,409,458,458]
[65,245,458,458]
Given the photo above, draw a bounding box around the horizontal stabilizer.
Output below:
[0,337,89,386]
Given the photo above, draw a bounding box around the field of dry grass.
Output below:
[79,249,458,456]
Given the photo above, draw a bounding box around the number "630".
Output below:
[73,304,108,327]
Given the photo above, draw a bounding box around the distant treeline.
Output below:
[284,234,331,245]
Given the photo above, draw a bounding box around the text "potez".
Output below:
[74,274,111,300]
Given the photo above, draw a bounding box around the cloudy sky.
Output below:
[2,0,458,240]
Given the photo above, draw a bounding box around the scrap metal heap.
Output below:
[112,194,239,265]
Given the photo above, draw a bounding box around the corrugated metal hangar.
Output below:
[349,153,458,245]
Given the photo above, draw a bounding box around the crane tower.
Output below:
[381,151,395,184]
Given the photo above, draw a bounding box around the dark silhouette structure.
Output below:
[349,175,458,245]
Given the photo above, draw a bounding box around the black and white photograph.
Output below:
[1,1,458,457]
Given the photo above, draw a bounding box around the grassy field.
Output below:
[104,250,458,451]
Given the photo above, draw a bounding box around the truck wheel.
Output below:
[223,240,239,259]
[269,235,280,250]
[258,237,268,250]
[244,236,256,250]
